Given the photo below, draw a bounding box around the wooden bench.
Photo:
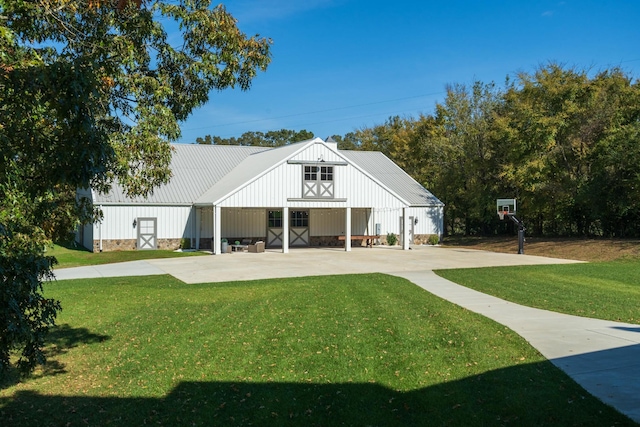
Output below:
[337,235,380,248]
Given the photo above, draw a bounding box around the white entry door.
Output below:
[137,217,157,250]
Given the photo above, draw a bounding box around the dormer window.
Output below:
[303,165,334,198]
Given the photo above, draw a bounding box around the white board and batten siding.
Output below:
[93,205,194,241]
[288,141,343,164]
[217,157,407,210]
[373,206,444,237]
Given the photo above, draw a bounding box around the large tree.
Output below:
[0,0,271,374]
[434,81,503,235]
[495,64,640,235]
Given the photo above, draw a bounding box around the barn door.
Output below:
[289,210,309,246]
[266,210,283,247]
[137,217,157,250]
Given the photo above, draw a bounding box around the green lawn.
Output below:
[436,260,640,324]
[49,242,207,269]
[1,274,634,426]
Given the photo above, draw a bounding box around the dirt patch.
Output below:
[442,236,640,262]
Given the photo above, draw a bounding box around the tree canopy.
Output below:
[327,64,640,237]
[0,0,271,374]
[196,129,314,147]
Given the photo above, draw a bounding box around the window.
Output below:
[268,210,282,227]
[320,166,333,181]
[304,166,318,181]
[290,210,309,227]
[303,165,334,198]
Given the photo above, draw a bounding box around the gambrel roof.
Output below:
[92,138,443,207]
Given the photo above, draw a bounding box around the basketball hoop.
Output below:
[498,211,508,220]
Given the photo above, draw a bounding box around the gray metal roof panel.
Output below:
[93,144,268,204]
[341,150,444,206]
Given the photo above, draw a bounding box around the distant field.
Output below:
[1,274,633,426]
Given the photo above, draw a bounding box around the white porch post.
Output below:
[213,205,221,254]
[345,207,352,252]
[402,207,410,250]
[282,206,289,253]
[195,207,200,250]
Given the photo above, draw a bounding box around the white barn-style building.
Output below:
[77,137,444,253]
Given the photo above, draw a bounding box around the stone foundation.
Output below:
[309,236,342,247]
[91,234,432,252]
[198,238,213,250]
[224,237,266,246]
[412,234,440,245]
[310,236,381,247]
[93,239,136,252]
[92,238,183,252]
[375,234,439,246]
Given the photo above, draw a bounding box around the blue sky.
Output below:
[177,0,640,143]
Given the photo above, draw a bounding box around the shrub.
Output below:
[180,238,191,250]
[386,233,398,246]
[428,234,440,245]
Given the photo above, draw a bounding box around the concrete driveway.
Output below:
[145,245,581,284]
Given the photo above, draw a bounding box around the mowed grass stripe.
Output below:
[1,274,634,426]
[436,260,640,324]
[49,243,206,269]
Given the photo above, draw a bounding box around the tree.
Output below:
[196,129,314,146]
[434,81,503,235]
[0,0,271,374]
[494,64,640,235]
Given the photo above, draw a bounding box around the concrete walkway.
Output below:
[53,246,640,423]
[395,269,640,423]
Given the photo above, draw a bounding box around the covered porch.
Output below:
[192,206,412,254]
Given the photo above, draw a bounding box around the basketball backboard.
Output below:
[496,198,516,220]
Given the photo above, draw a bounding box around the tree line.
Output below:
[198,64,640,237]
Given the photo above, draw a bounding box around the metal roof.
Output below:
[194,138,319,205]
[93,144,268,204]
[93,139,442,207]
[340,150,444,206]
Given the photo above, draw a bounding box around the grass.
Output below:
[436,260,640,324]
[49,242,207,269]
[1,274,635,426]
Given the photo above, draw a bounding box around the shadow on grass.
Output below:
[46,324,110,352]
[52,240,91,253]
[1,359,635,426]
[0,325,110,390]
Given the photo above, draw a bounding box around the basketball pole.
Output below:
[509,215,526,255]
